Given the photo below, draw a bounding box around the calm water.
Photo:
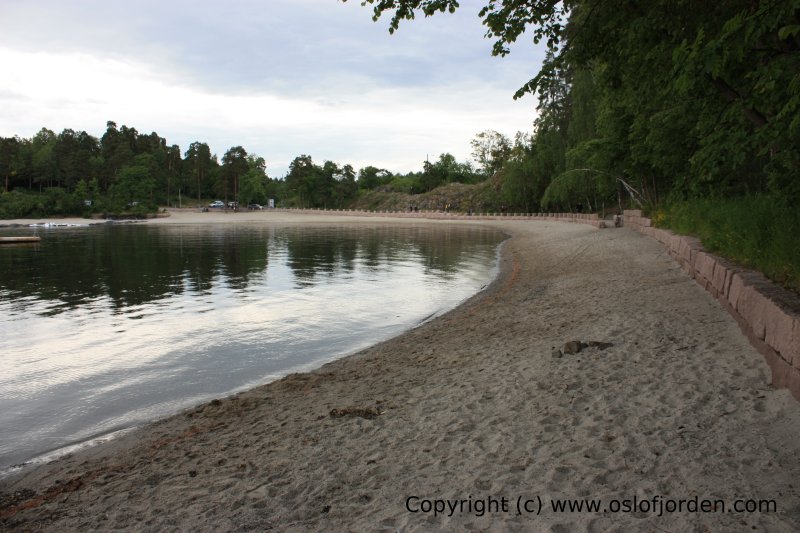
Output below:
[0,223,504,471]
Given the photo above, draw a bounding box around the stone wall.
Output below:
[275,208,607,228]
[623,210,800,400]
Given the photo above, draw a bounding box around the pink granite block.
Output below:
[710,258,735,297]
[679,257,694,276]
[694,251,717,282]
[676,236,700,262]
[688,246,706,268]
[744,286,769,340]
[669,235,683,255]
[712,262,728,295]
[763,300,796,365]
[694,270,709,289]
[793,319,800,371]
[707,284,719,299]
[737,283,773,340]
[723,268,740,300]
[728,273,748,311]
[691,249,707,276]
[758,287,800,366]
[655,228,673,245]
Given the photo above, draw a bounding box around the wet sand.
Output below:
[2,209,799,531]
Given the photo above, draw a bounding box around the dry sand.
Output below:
[2,209,800,532]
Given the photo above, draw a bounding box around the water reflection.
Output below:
[1,224,502,310]
[0,223,504,471]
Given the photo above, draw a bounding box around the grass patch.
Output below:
[660,196,800,292]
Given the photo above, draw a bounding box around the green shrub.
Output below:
[662,195,800,291]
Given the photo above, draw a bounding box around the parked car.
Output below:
[209,200,224,208]
[248,203,263,210]
[227,201,238,209]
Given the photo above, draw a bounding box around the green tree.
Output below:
[30,128,57,191]
[0,136,22,193]
[285,155,319,207]
[333,163,358,207]
[184,141,213,202]
[110,161,155,210]
[220,146,249,204]
[164,144,182,206]
[357,165,391,190]
[470,130,512,176]
[238,155,269,206]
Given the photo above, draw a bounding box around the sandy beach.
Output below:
[2,209,799,531]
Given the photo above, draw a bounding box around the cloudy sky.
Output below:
[0,0,545,177]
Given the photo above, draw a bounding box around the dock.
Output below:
[0,236,42,244]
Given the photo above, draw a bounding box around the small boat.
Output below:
[0,236,42,244]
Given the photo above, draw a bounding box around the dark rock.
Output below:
[563,341,583,354]
[587,341,614,350]
[329,406,383,419]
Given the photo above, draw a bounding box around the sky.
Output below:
[0,0,545,177]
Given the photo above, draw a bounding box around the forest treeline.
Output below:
[0,120,495,218]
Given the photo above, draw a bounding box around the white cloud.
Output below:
[0,1,543,176]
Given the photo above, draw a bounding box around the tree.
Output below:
[333,164,358,207]
[285,155,319,207]
[165,144,182,206]
[184,142,213,202]
[111,161,155,209]
[470,130,512,176]
[357,166,391,190]
[101,121,135,186]
[0,136,22,192]
[54,129,99,191]
[238,155,269,206]
[30,128,57,191]
[220,146,249,204]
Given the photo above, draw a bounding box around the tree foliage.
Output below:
[0,122,274,216]
[470,130,512,177]
[354,0,800,210]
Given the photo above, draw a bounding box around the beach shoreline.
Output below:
[2,211,800,531]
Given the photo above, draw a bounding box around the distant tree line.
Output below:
[0,119,495,217]
[0,121,283,217]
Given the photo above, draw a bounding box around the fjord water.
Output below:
[0,223,504,471]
